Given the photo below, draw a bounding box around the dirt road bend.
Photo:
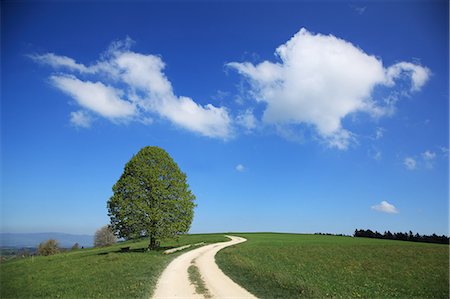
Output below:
[152,235,257,299]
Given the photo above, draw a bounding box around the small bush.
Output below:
[94,225,117,247]
[71,243,80,250]
[37,239,59,256]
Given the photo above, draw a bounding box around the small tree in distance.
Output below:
[71,243,80,250]
[37,239,59,256]
[94,225,117,247]
[108,146,196,250]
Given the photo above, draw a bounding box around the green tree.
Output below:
[107,146,196,249]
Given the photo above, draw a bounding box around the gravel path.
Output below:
[152,235,257,299]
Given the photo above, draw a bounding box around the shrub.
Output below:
[37,239,59,256]
[71,243,80,250]
[94,225,117,247]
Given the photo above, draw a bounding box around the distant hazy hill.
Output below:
[0,233,94,248]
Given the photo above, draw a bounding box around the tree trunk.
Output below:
[148,235,159,250]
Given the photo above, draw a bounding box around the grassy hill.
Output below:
[216,233,449,298]
[0,234,228,298]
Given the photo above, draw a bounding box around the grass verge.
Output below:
[216,233,449,298]
[1,234,227,299]
[188,260,211,298]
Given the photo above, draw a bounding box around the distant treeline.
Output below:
[354,229,449,244]
[314,233,351,237]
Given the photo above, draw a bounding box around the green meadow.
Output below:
[2,233,448,299]
[0,234,227,299]
[216,233,449,299]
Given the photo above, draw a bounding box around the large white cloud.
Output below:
[32,42,231,138]
[228,28,430,149]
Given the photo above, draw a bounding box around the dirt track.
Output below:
[152,235,257,299]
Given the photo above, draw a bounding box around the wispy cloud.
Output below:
[439,146,449,156]
[371,201,399,214]
[375,127,385,140]
[403,150,441,170]
[422,150,436,169]
[70,110,92,128]
[29,53,89,73]
[236,109,257,133]
[235,164,245,172]
[31,39,231,139]
[228,28,430,149]
[368,147,382,161]
[404,157,417,170]
[350,5,366,15]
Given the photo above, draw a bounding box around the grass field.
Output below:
[0,234,227,299]
[216,233,449,298]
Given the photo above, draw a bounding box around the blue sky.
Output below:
[2,1,448,236]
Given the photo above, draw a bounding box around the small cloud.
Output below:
[368,148,382,161]
[403,157,417,170]
[371,201,399,214]
[422,150,436,160]
[439,146,449,156]
[373,151,382,160]
[350,5,366,15]
[235,164,245,172]
[422,150,436,169]
[385,62,431,92]
[70,110,92,128]
[375,127,385,140]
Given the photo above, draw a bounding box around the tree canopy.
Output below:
[107,146,196,249]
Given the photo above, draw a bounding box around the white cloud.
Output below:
[70,110,92,128]
[404,157,417,170]
[31,41,231,139]
[386,62,431,92]
[235,164,245,172]
[29,53,89,73]
[50,75,136,119]
[228,28,430,149]
[156,97,231,138]
[236,109,257,132]
[371,201,399,214]
[114,52,172,95]
[422,150,436,169]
